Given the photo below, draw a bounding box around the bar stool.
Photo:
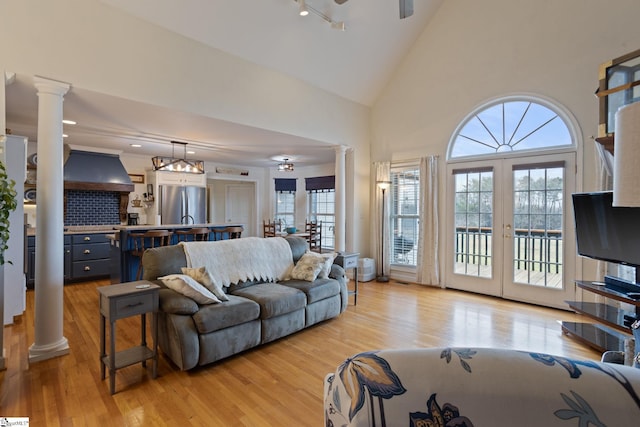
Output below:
[222,226,243,239]
[131,230,172,280]
[175,227,211,242]
[212,226,243,241]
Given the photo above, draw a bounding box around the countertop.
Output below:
[113,223,235,231]
[26,223,240,237]
[26,225,120,237]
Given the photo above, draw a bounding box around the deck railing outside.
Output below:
[455,226,562,273]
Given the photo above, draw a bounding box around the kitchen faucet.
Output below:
[181,214,195,224]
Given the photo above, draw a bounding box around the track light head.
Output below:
[299,0,309,16]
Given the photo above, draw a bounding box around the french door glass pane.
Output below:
[454,170,493,278]
[512,166,563,287]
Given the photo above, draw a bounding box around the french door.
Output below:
[446,153,576,309]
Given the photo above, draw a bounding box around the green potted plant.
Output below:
[0,159,17,370]
[0,161,17,265]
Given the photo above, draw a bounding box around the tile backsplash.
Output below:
[65,190,121,226]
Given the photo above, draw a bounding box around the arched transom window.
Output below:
[448,97,575,160]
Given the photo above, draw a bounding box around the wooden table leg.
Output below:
[109,319,116,395]
[100,314,106,380]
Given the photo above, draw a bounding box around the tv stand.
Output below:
[562,280,640,353]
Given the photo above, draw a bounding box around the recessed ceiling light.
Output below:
[62,134,68,138]
[187,150,195,155]
[62,119,76,125]
[130,144,142,148]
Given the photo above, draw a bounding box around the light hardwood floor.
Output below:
[1,278,599,426]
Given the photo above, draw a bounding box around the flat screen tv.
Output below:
[572,191,640,281]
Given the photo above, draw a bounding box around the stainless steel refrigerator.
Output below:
[159,185,207,224]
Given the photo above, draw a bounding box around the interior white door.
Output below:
[225,184,255,236]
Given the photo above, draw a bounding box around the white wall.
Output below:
[0,0,371,254]
[372,0,640,281]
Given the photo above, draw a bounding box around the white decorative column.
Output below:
[334,145,347,253]
[29,77,70,363]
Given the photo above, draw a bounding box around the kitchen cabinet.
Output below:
[71,233,111,280]
[155,171,206,187]
[26,233,109,288]
[26,235,71,289]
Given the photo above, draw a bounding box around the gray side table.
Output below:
[335,252,359,305]
[98,280,160,394]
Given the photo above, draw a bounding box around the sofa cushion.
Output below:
[158,288,200,315]
[280,277,340,304]
[285,236,308,263]
[290,253,326,281]
[142,244,187,280]
[226,278,266,293]
[192,295,261,334]
[181,266,229,301]
[159,274,221,305]
[301,251,336,279]
[231,283,306,319]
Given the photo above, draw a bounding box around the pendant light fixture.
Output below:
[278,158,295,172]
[152,141,205,174]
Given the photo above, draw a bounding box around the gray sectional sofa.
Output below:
[141,236,348,370]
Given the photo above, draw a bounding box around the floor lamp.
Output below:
[377,180,391,282]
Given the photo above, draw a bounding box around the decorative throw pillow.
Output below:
[303,251,336,279]
[159,274,221,305]
[289,253,326,282]
[181,266,229,301]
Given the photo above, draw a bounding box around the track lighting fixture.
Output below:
[299,0,309,16]
[294,0,345,30]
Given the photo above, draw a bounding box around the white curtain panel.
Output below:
[374,161,391,277]
[417,155,440,286]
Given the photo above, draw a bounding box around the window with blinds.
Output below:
[275,178,296,228]
[306,176,335,250]
[390,166,420,266]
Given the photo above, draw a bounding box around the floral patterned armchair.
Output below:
[324,347,640,426]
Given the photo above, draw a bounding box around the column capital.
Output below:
[334,145,349,155]
[33,76,70,97]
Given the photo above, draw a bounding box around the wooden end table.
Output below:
[98,280,160,394]
[335,253,360,305]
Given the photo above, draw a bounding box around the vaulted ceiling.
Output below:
[5,0,443,168]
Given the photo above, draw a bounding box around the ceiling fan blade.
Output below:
[335,0,349,4]
[399,0,414,19]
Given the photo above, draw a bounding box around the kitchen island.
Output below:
[109,223,244,283]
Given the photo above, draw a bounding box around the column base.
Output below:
[28,337,70,363]
[376,275,389,283]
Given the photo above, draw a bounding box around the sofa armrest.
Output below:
[324,347,640,426]
[329,264,349,312]
[329,263,346,280]
[159,288,200,315]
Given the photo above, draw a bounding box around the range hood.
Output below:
[64,150,134,192]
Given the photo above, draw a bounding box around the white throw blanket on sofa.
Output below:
[180,237,293,288]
